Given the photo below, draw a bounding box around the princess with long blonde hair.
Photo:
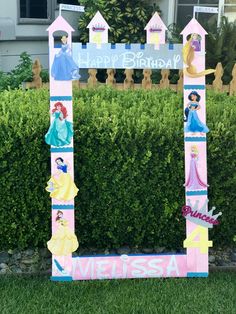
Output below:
[185,145,208,190]
[183,33,215,78]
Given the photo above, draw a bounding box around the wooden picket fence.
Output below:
[25,59,236,96]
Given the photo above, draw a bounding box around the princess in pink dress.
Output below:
[185,145,208,190]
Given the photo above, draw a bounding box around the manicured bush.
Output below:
[0,87,235,250]
[0,88,51,249]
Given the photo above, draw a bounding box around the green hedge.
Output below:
[0,87,235,250]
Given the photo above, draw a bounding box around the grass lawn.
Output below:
[0,272,236,314]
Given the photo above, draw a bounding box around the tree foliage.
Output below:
[78,0,157,43]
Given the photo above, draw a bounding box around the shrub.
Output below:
[0,88,51,248]
[0,52,33,91]
[0,87,235,250]
[0,52,49,92]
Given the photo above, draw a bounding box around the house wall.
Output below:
[147,0,174,26]
[0,41,49,72]
[0,0,50,38]
[0,0,82,72]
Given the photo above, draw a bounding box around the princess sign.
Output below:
[46,11,221,281]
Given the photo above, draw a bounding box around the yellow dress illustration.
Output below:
[47,215,79,256]
[45,158,78,201]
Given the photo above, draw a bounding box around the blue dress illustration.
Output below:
[184,91,209,133]
[51,36,80,81]
[45,102,73,147]
[184,102,209,133]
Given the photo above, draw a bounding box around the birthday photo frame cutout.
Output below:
[46,11,221,282]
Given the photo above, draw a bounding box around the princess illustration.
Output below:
[184,145,208,190]
[45,102,73,147]
[184,91,209,134]
[45,157,79,201]
[183,34,215,78]
[47,210,79,256]
[190,33,201,52]
[51,36,81,81]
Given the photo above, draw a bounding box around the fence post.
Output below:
[212,62,223,92]
[88,69,97,88]
[124,69,134,89]
[32,59,42,88]
[142,69,152,89]
[106,69,116,87]
[229,63,236,96]
[159,69,170,89]
[23,59,42,89]
[177,69,183,93]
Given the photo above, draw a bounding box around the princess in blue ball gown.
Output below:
[45,102,73,147]
[184,91,209,134]
[51,36,80,81]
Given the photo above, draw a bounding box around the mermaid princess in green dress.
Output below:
[45,102,73,147]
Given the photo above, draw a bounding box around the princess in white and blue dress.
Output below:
[184,91,209,134]
[45,157,78,201]
[51,35,80,81]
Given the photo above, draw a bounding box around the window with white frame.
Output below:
[18,0,54,24]
[176,0,219,29]
[57,0,79,4]
[224,0,236,22]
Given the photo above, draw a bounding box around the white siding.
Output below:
[0,41,49,71]
[0,0,83,72]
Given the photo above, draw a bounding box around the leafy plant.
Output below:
[78,0,158,44]
[10,52,33,88]
[167,23,182,44]
[0,52,49,91]
[40,68,49,83]
[0,71,11,92]
[206,16,236,84]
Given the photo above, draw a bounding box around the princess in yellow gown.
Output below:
[46,157,78,201]
[47,211,79,256]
